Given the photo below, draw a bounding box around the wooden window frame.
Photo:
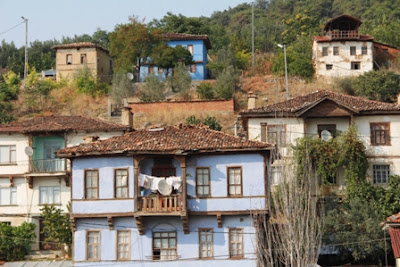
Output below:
[152,232,177,260]
[326,64,333,70]
[114,168,129,199]
[86,230,101,261]
[322,47,328,56]
[0,145,16,164]
[148,65,154,74]
[66,54,72,65]
[333,47,339,55]
[190,64,196,73]
[370,122,391,146]
[199,228,213,259]
[116,230,130,261]
[84,169,99,199]
[80,53,87,64]
[373,164,390,184]
[351,61,360,70]
[361,46,368,55]
[229,228,244,259]
[350,46,356,55]
[196,167,211,197]
[227,166,243,197]
[262,124,287,146]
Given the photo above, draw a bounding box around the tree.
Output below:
[215,65,238,99]
[110,72,137,105]
[167,62,192,95]
[149,12,211,35]
[74,65,108,96]
[152,44,193,78]
[92,28,111,49]
[0,222,36,261]
[139,75,165,102]
[40,205,72,254]
[196,82,215,99]
[110,17,161,73]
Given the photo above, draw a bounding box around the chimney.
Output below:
[121,106,133,129]
[247,91,258,109]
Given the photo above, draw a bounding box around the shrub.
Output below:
[0,222,36,261]
[186,115,222,131]
[215,66,238,99]
[74,66,108,96]
[196,82,215,99]
[140,74,165,102]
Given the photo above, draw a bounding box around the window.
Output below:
[158,67,164,74]
[0,187,17,206]
[117,230,130,260]
[80,54,87,64]
[187,45,194,55]
[85,170,99,199]
[262,124,286,146]
[1,221,11,226]
[322,47,328,56]
[228,167,242,196]
[362,46,367,55]
[383,48,388,54]
[373,165,390,184]
[87,231,100,260]
[196,168,210,197]
[326,64,333,70]
[153,232,177,260]
[350,46,356,55]
[115,169,128,198]
[370,123,390,146]
[39,186,60,204]
[351,62,360,70]
[333,47,339,55]
[66,54,72,64]
[148,65,154,74]
[199,228,213,259]
[0,145,16,164]
[229,228,243,258]
[190,64,196,73]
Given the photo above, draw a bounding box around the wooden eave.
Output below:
[239,111,296,118]
[295,97,359,117]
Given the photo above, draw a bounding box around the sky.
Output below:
[0,0,250,48]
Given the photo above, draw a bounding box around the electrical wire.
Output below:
[0,21,25,37]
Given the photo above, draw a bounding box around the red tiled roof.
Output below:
[56,124,271,157]
[389,228,400,258]
[314,35,374,42]
[52,42,109,53]
[240,90,400,116]
[387,211,400,223]
[161,33,211,49]
[0,115,129,133]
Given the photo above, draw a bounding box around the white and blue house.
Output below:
[56,124,271,266]
[140,33,211,81]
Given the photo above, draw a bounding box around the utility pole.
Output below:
[251,2,255,70]
[278,44,289,100]
[21,16,28,80]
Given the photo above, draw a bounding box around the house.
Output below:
[56,124,272,266]
[383,212,400,267]
[140,33,211,81]
[0,115,130,251]
[239,90,400,188]
[52,42,113,83]
[312,15,399,79]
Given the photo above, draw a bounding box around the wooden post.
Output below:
[133,156,144,212]
[176,156,187,212]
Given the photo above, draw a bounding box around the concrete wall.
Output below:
[73,216,257,266]
[313,40,374,79]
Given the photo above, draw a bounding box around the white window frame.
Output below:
[39,186,61,205]
[0,145,16,164]
[0,187,17,206]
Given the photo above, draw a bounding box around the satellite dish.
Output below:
[321,130,333,141]
[158,179,172,196]
[25,146,33,156]
[127,73,134,80]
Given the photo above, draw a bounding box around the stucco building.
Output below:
[56,124,271,266]
[52,42,113,83]
[0,116,129,251]
[140,33,211,81]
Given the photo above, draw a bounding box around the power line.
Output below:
[0,21,25,37]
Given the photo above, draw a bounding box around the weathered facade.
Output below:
[240,90,400,190]
[0,116,129,250]
[140,33,211,81]
[52,42,113,83]
[56,124,271,266]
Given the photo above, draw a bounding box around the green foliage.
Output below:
[0,101,14,124]
[215,65,238,99]
[152,44,193,78]
[2,71,20,100]
[235,49,251,70]
[111,73,136,104]
[40,205,72,250]
[196,82,215,99]
[0,222,36,261]
[140,75,165,102]
[167,62,192,94]
[207,47,236,78]
[74,65,108,96]
[186,115,222,131]
[149,12,211,35]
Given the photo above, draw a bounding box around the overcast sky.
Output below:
[0,0,250,48]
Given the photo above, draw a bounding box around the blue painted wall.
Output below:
[140,39,209,81]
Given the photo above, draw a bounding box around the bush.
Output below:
[196,82,215,99]
[74,66,108,96]
[167,62,192,94]
[140,75,165,102]
[0,222,36,261]
[215,65,238,99]
[186,115,222,131]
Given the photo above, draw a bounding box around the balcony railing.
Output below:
[32,159,66,173]
[139,195,183,213]
[326,30,359,40]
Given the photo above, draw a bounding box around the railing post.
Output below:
[175,156,187,213]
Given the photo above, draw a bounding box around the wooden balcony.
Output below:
[326,30,359,40]
[138,195,183,214]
